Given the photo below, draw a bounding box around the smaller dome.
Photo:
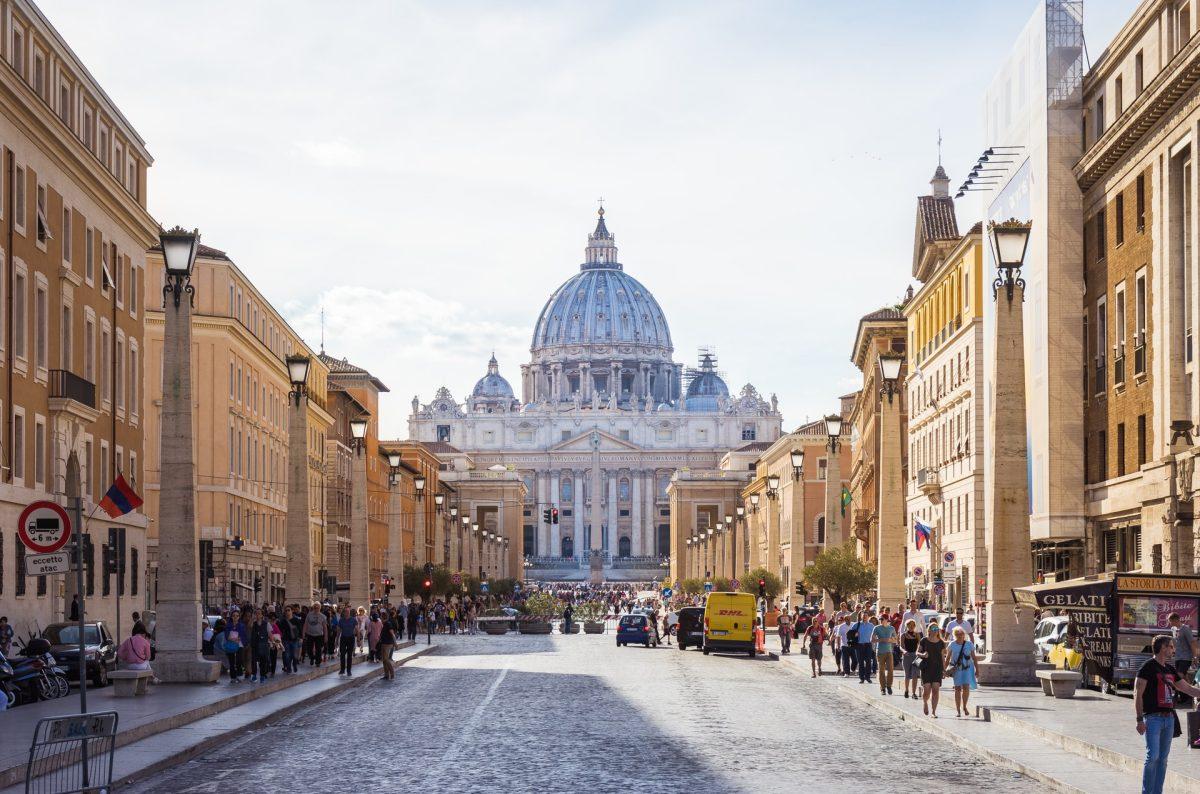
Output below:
[472,354,515,399]
[684,353,728,412]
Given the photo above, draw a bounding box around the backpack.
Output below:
[847,625,859,644]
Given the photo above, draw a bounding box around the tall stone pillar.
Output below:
[631,472,642,556]
[285,395,312,603]
[550,470,561,556]
[767,494,780,579]
[414,489,426,566]
[589,431,603,583]
[978,279,1036,685]
[572,468,584,559]
[877,392,907,605]
[349,448,369,606]
[607,471,618,554]
[824,442,843,547]
[387,481,403,597]
[153,273,220,682]
[581,363,591,402]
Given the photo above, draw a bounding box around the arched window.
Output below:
[561,477,573,501]
[815,514,826,544]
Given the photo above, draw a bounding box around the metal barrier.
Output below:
[24,712,118,794]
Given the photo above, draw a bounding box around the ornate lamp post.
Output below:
[284,353,313,603]
[978,218,1036,686]
[348,416,369,605]
[384,451,403,600]
[876,351,906,605]
[823,413,844,548]
[790,449,805,480]
[153,227,220,682]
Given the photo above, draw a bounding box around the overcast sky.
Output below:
[42,0,1131,438]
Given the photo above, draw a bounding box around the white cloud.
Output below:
[287,286,527,438]
[293,139,365,168]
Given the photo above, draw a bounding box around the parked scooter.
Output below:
[0,651,17,708]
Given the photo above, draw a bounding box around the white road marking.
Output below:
[439,656,512,763]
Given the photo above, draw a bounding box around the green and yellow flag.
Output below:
[840,485,851,517]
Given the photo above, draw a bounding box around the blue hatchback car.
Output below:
[616,614,657,647]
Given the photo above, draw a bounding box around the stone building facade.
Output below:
[409,211,782,581]
[0,0,157,634]
[143,244,332,608]
[1075,0,1200,578]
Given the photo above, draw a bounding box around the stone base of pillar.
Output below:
[152,652,222,683]
[589,555,603,585]
[976,652,1040,686]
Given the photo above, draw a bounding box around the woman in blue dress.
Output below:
[948,626,979,718]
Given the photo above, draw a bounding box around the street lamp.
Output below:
[384,450,404,596]
[349,417,368,452]
[153,225,219,682]
[414,475,426,500]
[877,352,904,404]
[988,218,1032,302]
[348,414,370,605]
[450,505,459,519]
[749,493,761,511]
[286,354,311,405]
[434,492,445,510]
[736,504,745,520]
[824,414,843,452]
[766,474,781,500]
[724,513,732,527]
[790,449,805,480]
[386,451,402,470]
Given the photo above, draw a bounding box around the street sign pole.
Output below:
[71,496,91,789]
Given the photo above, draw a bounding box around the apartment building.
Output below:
[143,244,332,608]
[0,0,156,634]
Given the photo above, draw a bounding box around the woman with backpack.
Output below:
[223,609,245,682]
[948,625,980,717]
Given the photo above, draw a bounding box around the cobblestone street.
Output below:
[127,635,1040,793]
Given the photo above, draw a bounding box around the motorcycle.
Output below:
[9,638,63,703]
[0,652,17,708]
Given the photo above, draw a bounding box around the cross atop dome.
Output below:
[584,204,620,270]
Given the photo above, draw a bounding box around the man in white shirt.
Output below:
[900,598,924,634]
[944,607,975,643]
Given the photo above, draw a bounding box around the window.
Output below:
[34,419,44,488]
[1095,97,1104,139]
[1097,430,1108,481]
[83,108,93,149]
[58,80,69,124]
[100,326,111,405]
[1136,174,1145,231]
[115,335,124,411]
[84,439,92,496]
[13,271,26,360]
[11,28,23,78]
[129,265,136,314]
[1095,295,1107,395]
[12,410,25,483]
[15,542,25,596]
[99,442,108,498]
[129,346,138,417]
[1138,414,1147,466]
[62,208,71,261]
[85,227,94,281]
[817,457,828,480]
[1114,282,1126,385]
[100,242,110,295]
[33,52,43,96]
[35,185,51,243]
[34,284,46,372]
[1095,207,1106,261]
[1117,423,1126,477]
[1115,193,1124,245]
[1135,50,1144,94]
[436,425,450,441]
[1114,76,1123,116]
[84,316,95,383]
[1135,269,1148,374]
[14,166,25,231]
[742,425,756,441]
[60,304,71,370]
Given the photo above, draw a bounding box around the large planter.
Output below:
[481,622,509,635]
[518,620,553,634]
[560,622,580,634]
[583,621,605,634]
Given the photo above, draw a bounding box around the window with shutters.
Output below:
[1103,529,1118,568]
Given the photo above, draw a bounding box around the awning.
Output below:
[230,581,254,592]
[1012,574,1115,610]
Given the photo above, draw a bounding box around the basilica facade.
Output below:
[408,210,782,580]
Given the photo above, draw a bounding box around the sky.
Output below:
[40,0,1133,438]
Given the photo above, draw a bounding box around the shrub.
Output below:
[523,592,562,619]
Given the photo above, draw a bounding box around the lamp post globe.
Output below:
[286,354,311,391]
[767,474,781,493]
[790,449,804,479]
[386,451,402,469]
[736,505,745,519]
[414,476,426,498]
[349,417,368,440]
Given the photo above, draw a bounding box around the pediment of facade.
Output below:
[549,429,642,452]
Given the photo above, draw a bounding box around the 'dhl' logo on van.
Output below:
[717,610,745,616]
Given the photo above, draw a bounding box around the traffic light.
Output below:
[543,507,552,524]
[551,506,559,525]
[253,576,262,594]
[757,578,766,598]
[794,581,807,596]
[422,577,433,596]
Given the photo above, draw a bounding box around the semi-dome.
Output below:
[684,353,729,412]
[531,209,672,355]
[472,354,515,399]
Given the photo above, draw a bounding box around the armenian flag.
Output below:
[99,473,143,518]
[913,518,933,551]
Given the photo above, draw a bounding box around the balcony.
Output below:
[48,369,99,423]
[917,468,941,499]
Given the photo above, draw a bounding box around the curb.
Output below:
[831,684,1088,794]
[2,642,424,790]
[114,644,439,789]
[980,704,1200,794]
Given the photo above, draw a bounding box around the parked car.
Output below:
[675,607,704,651]
[1033,615,1070,662]
[41,622,117,687]
[616,614,657,647]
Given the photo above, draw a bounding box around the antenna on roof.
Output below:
[937,128,943,167]
[320,305,325,355]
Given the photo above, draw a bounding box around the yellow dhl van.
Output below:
[702,591,757,657]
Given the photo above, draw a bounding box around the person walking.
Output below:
[303,603,327,666]
[804,621,826,677]
[917,623,947,717]
[279,607,298,673]
[872,614,897,695]
[222,609,244,683]
[777,609,793,655]
[407,602,420,642]
[378,615,397,680]
[835,615,853,675]
[338,607,357,676]
[853,614,875,684]
[1136,634,1200,794]
[1168,612,1199,705]
[249,609,272,683]
[899,619,922,699]
[367,613,383,663]
[947,626,979,717]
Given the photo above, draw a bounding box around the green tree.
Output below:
[738,567,783,599]
[711,576,733,593]
[801,542,876,606]
[679,577,704,595]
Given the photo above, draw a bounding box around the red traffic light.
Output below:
[758,578,765,586]
[551,507,559,524]
[423,578,432,589]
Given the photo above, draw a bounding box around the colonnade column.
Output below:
[550,470,561,557]
[645,471,657,556]
[631,472,642,556]
[572,469,584,558]
[606,471,618,556]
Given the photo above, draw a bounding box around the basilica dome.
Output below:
[531,209,672,358]
[472,354,515,399]
[684,353,729,412]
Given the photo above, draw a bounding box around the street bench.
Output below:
[109,669,153,697]
[1035,668,1082,699]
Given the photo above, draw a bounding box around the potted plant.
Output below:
[519,592,559,634]
[577,601,607,634]
[479,608,511,635]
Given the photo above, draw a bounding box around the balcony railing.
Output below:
[49,369,96,408]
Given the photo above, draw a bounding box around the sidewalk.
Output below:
[0,641,436,791]
[771,636,1200,793]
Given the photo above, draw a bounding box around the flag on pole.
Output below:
[840,486,851,517]
[99,473,143,518]
[913,518,933,551]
